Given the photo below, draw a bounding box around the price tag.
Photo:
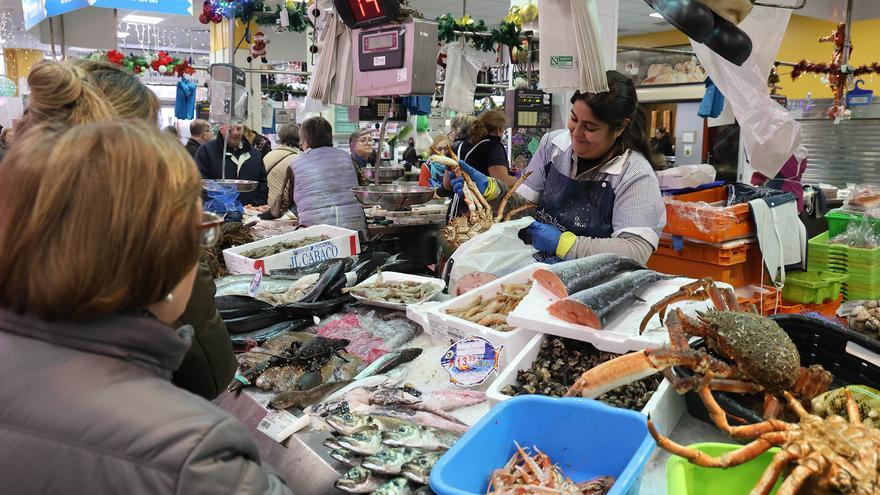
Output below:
[257,409,309,443]
[248,270,263,297]
[440,335,503,388]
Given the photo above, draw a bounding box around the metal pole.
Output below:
[59,14,66,59]
[842,0,853,68]
[48,18,56,59]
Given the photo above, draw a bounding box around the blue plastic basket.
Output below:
[429,395,656,495]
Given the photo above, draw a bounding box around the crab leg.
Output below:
[647,420,779,468]
[774,459,822,495]
[494,171,533,222]
[750,449,797,495]
[639,278,728,334]
[845,388,863,425]
[503,202,536,222]
[699,387,789,439]
[565,347,733,398]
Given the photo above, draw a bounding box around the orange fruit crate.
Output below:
[656,236,754,266]
[664,186,755,243]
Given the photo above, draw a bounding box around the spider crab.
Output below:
[429,147,534,250]
[650,388,880,495]
[565,279,832,420]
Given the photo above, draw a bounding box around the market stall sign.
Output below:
[22,0,194,30]
[333,0,399,29]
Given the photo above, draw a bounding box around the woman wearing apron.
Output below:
[455,110,516,187]
[446,71,665,264]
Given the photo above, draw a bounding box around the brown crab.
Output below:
[565,279,832,419]
[649,388,880,495]
[430,147,534,250]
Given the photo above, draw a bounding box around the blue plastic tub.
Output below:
[429,395,656,495]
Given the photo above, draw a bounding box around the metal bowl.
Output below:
[362,166,406,183]
[351,185,436,211]
[202,179,258,193]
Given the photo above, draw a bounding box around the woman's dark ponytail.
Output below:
[572,70,664,170]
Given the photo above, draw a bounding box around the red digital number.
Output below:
[348,0,382,22]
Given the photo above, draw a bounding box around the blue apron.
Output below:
[533,162,616,261]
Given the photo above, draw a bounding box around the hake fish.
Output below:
[325,412,410,436]
[335,466,387,494]
[381,423,459,451]
[361,447,422,476]
[329,448,360,468]
[400,452,441,485]
[370,477,412,495]
[337,429,384,456]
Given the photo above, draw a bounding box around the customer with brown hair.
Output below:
[263,123,301,206]
[16,59,236,400]
[455,109,515,186]
[0,122,294,494]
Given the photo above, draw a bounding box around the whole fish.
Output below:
[335,466,387,494]
[421,389,487,412]
[324,438,343,450]
[382,423,459,451]
[354,348,423,380]
[229,319,312,346]
[400,452,441,485]
[548,270,669,329]
[273,294,355,319]
[350,404,468,435]
[224,311,291,334]
[370,477,412,495]
[216,295,273,318]
[329,447,360,468]
[269,380,354,410]
[533,254,645,298]
[270,257,354,280]
[326,412,411,436]
[337,429,384,456]
[413,487,435,495]
[298,259,347,303]
[361,447,422,476]
[215,276,301,297]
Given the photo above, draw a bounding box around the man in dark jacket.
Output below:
[194,121,269,206]
[186,119,213,158]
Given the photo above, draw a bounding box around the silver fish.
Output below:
[335,466,386,494]
[324,438,343,450]
[330,448,360,468]
[382,423,459,451]
[326,412,411,436]
[215,276,299,297]
[370,477,412,495]
[337,429,384,456]
[401,452,441,485]
[361,447,421,476]
[354,348,423,380]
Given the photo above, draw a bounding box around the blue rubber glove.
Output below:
[458,160,489,194]
[528,221,563,254]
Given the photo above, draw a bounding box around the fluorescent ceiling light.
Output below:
[121,13,164,24]
[117,31,130,38]
[649,12,664,18]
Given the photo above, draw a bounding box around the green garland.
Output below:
[436,14,523,53]
[263,82,306,100]
[254,3,309,33]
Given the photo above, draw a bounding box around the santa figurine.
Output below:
[248,31,269,64]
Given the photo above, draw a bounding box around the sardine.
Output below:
[370,477,412,495]
[362,447,422,476]
[354,348,423,380]
[533,254,645,298]
[400,452,441,485]
[336,466,387,494]
[269,380,354,410]
[337,429,384,455]
[548,270,669,329]
[382,423,459,451]
[329,448,360,468]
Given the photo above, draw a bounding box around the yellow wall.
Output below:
[618,15,880,100]
[4,49,44,96]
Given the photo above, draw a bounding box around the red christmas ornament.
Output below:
[106,50,124,65]
[199,13,210,24]
[212,12,223,23]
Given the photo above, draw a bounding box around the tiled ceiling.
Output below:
[617,0,673,36]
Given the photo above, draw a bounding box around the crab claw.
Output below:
[565,348,707,398]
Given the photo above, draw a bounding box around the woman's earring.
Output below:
[164,294,174,303]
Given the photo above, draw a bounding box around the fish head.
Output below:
[336,466,370,487]
[330,448,355,463]
[326,412,372,434]
[383,423,420,445]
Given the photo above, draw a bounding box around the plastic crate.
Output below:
[664,186,755,243]
[842,283,880,302]
[655,236,753,266]
[430,395,655,495]
[826,209,880,238]
[667,443,783,495]
[808,232,880,269]
[677,314,880,427]
[647,244,765,288]
[781,270,847,304]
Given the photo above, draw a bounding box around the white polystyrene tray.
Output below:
[424,263,547,370]
[485,334,685,437]
[349,272,445,311]
[507,276,723,354]
[222,225,360,274]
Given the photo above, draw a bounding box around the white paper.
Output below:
[257,409,309,443]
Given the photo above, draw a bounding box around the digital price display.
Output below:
[334,0,399,28]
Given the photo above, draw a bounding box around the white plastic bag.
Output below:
[448,216,538,289]
[690,1,804,178]
[656,164,717,190]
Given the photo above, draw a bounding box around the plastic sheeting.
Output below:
[689,1,804,178]
[449,216,539,288]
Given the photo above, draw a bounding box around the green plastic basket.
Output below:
[826,209,880,238]
[808,232,880,268]
[667,442,782,495]
[782,270,847,304]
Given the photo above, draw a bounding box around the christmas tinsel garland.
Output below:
[89,50,195,77]
[436,11,531,53]
[200,0,310,33]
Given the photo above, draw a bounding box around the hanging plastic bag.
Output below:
[203,182,244,222]
[448,216,538,289]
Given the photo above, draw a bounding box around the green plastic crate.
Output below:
[667,443,782,495]
[782,270,847,304]
[842,284,880,301]
[808,232,880,269]
[826,209,880,238]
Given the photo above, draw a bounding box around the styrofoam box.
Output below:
[222,225,360,275]
[486,333,685,437]
[350,272,446,311]
[507,276,723,354]
[423,263,547,370]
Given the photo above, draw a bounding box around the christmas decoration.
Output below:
[0,76,16,97]
[199,0,309,33]
[89,51,195,78]
[436,6,532,54]
[248,31,269,63]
